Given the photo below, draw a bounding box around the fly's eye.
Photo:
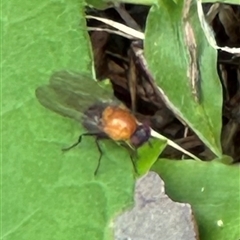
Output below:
[130,124,151,148]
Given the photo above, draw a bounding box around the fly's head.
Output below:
[130,124,151,148]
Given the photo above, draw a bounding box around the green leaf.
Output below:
[144,1,223,157]
[2,1,145,239]
[86,0,110,10]
[136,139,167,175]
[202,0,240,3]
[152,159,240,240]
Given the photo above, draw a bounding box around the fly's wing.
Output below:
[35,70,117,122]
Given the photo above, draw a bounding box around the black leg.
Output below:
[120,142,139,174]
[62,133,105,176]
[148,140,153,148]
[130,149,138,174]
[94,137,103,176]
[62,133,97,151]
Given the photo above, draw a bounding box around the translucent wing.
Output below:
[35,70,116,122]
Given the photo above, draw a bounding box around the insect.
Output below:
[35,70,151,174]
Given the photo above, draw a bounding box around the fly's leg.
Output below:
[94,137,103,176]
[129,148,138,175]
[63,133,104,176]
[148,140,153,148]
[62,133,97,151]
[120,142,139,174]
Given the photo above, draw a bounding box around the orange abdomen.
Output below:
[102,106,137,141]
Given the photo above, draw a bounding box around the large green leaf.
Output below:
[144,1,223,157]
[152,159,240,240]
[2,1,164,239]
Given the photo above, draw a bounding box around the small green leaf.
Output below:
[136,139,167,175]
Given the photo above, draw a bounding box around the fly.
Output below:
[35,70,151,175]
